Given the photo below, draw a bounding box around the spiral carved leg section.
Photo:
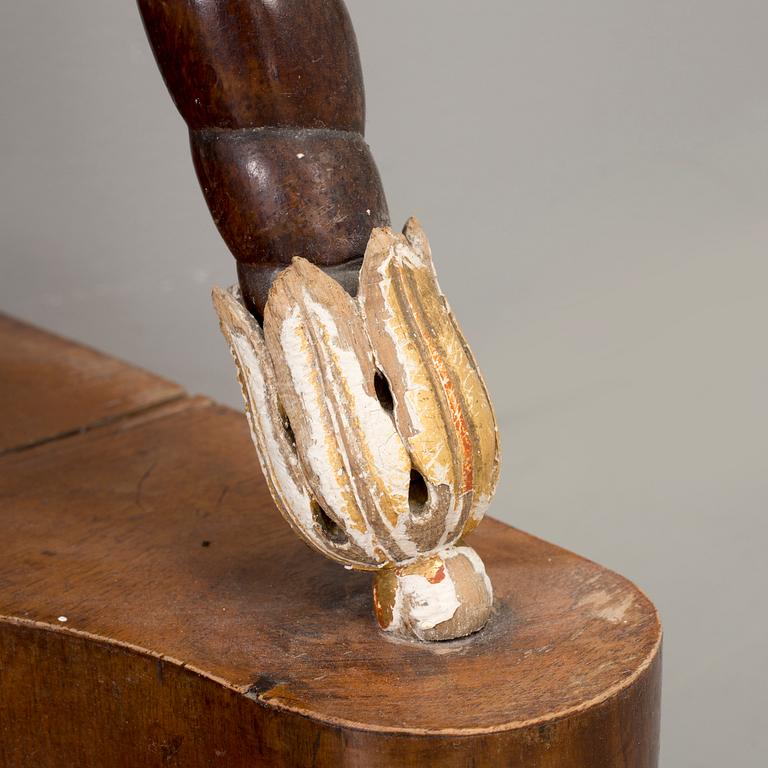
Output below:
[373,546,493,642]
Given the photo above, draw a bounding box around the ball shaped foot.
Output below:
[373,545,493,642]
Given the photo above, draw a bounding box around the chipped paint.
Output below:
[213,286,377,568]
[396,569,460,634]
[213,218,501,641]
[374,545,493,641]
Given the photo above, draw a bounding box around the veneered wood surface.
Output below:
[0,318,662,766]
[0,313,183,454]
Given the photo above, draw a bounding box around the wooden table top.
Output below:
[0,315,662,765]
[0,313,183,454]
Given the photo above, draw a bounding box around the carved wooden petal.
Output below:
[212,286,379,568]
[214,220,501,572]
[263,259,418,564]
[359,219,501,543]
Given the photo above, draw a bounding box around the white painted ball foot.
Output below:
[373,545,493,642]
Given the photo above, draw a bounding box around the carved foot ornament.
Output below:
[214,219,500,641]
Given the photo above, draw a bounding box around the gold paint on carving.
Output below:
[361,223,499,548]
[397,553,445,582]
[212,287,379,568]
[401,225,499,506]
[373,568,397,628]
[215,219,500,584]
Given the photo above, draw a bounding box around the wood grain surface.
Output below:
[0,318,662,766]
[137,0,390,318]
[0,313,183,455]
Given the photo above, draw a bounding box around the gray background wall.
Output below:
[2,2,767,764]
